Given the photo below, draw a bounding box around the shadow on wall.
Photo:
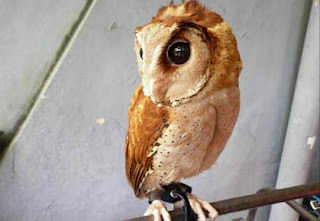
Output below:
[0,132,12,163]
[0,109,31,164]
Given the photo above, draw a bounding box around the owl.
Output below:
[125,1,242,220]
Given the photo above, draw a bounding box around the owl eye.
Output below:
[139,48,143,59]
[167,41,191,65]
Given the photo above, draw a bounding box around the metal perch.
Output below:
[123,182,320,221]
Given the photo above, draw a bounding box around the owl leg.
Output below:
[186,192,218,220]
[144,200,171,221]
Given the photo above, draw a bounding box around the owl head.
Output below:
[134,1,242,107]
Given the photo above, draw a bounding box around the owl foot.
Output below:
[144,200,171,221]
[178,193,218,221]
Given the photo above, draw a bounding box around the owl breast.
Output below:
[152,100,216,184]
[141,83,240,195]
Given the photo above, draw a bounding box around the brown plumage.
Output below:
[126,85,168,195]
[125,1,241,220]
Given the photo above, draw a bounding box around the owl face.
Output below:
[134,2,241,107]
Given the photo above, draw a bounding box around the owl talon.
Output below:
[186,193,218,221]
[144,200,171,221]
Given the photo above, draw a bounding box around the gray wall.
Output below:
[0,0,316,221]
[0,0,87,147]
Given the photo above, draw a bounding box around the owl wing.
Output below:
[125,85,168,196]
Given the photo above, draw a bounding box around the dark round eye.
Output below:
[139,48,143,59]
[167,41,191,65]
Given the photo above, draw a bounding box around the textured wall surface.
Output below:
[269,1,320,220]
[0,0,86,146]
[0,0,315,221]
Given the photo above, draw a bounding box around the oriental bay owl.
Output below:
[125,1,242,220]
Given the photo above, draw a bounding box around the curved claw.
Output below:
[186,193,218,221]
[144,200,171,221]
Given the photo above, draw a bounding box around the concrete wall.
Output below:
[0,0,316,221]
[0,0,87,147]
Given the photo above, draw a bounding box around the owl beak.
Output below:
[150,78,170,103]
[142,74,172,107]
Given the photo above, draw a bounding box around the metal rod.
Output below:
[247,187,318,221]
[286,200,318,221]
[247,188,273,221]
[123,182,320,221]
